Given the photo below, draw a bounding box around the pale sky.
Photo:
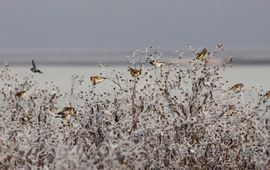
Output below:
[0,0,270,49]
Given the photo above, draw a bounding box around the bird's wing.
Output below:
[56,111,67,118]
[32,59,36,69]
[230,84,237,90]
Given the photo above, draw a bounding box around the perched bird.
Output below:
[56,107,76,120]
[230,83,244,93]
[128,67,142,77]
[149,59,166,67]
[265,90,270,98]
[15,90,27,98]
[90,76,107,85]
[31,59,43,74]
[196,48,208,61]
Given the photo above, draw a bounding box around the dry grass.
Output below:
[0,45,269,169]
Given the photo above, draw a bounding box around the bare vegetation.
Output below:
[0,45,269,169]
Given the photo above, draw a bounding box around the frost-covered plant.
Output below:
[0,45,269,169]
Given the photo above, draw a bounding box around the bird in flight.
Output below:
[230,83,244,93]
[217,43,223,49]
[15,90,27,98]
[149,59,166,67]
[31,59,43,74]
[90,76,108,85]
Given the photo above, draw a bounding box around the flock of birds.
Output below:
[8,47,270,121]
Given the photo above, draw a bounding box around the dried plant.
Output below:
[0,45,269,169]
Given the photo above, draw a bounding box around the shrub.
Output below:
[0,45,269,169]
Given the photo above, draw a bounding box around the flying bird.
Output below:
[56,107,76,120]
[230,83,244,93]
[15,90,27,98]
[149,59,166,67]
[196,48,208,61]
[90,76,108,85]
[128,67,142,77]
[217,43,223,49]
[31,59,43,74]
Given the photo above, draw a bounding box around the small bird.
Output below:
[265,90,270,98]
[31,59,43,74]
[196,48,208,61]
[15,90,27,98]
[217,43,223,49]
[149,59,166,67]
[230,83,244,93]
[128,67,142,77]
[56,107,76,120]
[90,76,107,85]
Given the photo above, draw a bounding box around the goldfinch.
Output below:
[149,59,166,67]
[90,76,107,85]
[230,83,244,93]
[196,48,208,61]
[56,107,76,120]
[128,67,142,78]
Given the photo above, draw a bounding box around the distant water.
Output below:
[6,65,270,92]
[1,48,270,65]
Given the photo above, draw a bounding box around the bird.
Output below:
[30,59,43,74]
[217,43,223,49]
[230,83,244,93]
[90,76,108,85]
[15,90,27,98]
[265,90,270,98]
[149,59,166,67]
[128,67,142,77]
[56,107,76,120]
[196,48,208,61]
